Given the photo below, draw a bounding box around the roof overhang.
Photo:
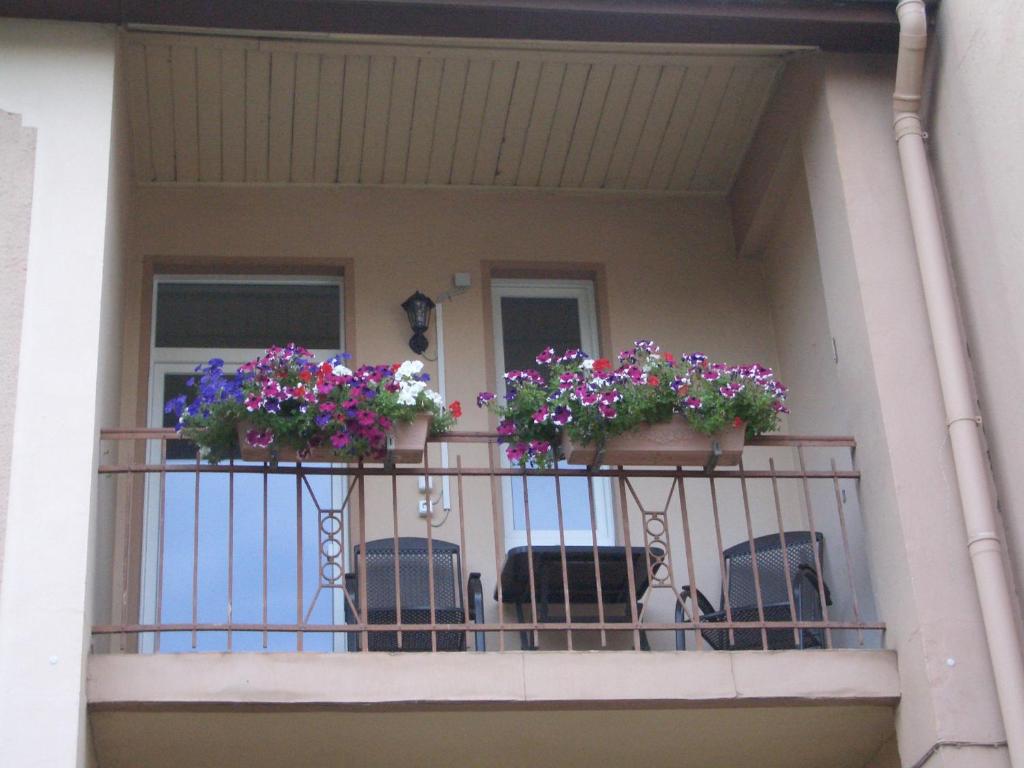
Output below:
[2,1,929,53]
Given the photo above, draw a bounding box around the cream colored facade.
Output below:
[926,0,1024,628]
[1,3,1022,766]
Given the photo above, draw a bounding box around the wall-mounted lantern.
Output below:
[401,290,436,355]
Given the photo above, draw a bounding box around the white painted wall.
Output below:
[0,110,35,597]
[0,19,118,768]
[927,0,1024,620]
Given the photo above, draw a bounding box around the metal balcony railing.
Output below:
[93,430,883,653]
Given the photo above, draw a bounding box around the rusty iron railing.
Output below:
[93,429,883,653]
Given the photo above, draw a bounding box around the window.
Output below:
[490,278,613,547]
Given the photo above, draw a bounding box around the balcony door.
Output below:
[142,275,346,652]
[491,278,614,548]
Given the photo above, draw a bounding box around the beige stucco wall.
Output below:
[926,0,1024,619]
[760,154,880,648]
[735,52,1012,767]
[91,34,132,646]
[0,19,118,768]
[126,185,775,374]
[0,110,35,599]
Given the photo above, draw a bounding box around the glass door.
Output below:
[141,276,346,652]
[491,278,614,548]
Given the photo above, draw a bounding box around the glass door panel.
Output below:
[491,279,613,548]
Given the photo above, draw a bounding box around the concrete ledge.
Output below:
[88,650,899,709]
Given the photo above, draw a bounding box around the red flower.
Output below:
[450,400,463,418]
[298,369,312,382]
[664,352,675,364]
[647,375,660,387]
[733,417,743,428]
[391,363,401,373]
[594,358,612,373]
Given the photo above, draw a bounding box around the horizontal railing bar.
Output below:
[97,463,860,480]
[100,428,178,439]
[98,427,857,449]
[748,435,856,448]
[93,620,886,635]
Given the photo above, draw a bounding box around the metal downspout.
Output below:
[893,1,1024,763]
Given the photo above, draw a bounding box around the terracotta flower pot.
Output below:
[561,414,745,467]
[236,414,432,464]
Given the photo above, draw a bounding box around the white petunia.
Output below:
[332,364,353,376]
[394,360,424,380]
[400,380,427,397]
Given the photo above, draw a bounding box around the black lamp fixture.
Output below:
[401,290,436,355]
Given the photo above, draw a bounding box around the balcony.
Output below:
[94,429,881,654]
[89,428,897,766]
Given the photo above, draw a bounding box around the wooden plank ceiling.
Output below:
[124,33,794,194]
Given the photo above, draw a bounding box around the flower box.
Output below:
[237,414,432,464]
[478,339,786,469]
[168,346,458,465]
[561,415,745,467]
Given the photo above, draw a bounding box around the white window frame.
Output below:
[141,273,348,651]
[490,278,615,548]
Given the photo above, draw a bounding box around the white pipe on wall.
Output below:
[435,302,451,511]
[893,1,1024,763]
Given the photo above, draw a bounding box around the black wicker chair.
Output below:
[344,537,485,651]
[675,532,832,650]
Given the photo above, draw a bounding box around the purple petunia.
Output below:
[529,440,551,455]
[551,405,573,426]
[245,428,274,448]
[718,383,744,399]
[506,442,527,463]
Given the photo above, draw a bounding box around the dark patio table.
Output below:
[496,545,663,650]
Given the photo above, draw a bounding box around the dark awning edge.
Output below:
[1,0,930,53]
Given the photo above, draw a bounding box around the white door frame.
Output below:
[490,278,615,549]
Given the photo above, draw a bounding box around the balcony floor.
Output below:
[89,650,898,767]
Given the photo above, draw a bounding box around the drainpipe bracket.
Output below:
[946,415,983,429]
[894,112,925,140]
[967,531,1001,547]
